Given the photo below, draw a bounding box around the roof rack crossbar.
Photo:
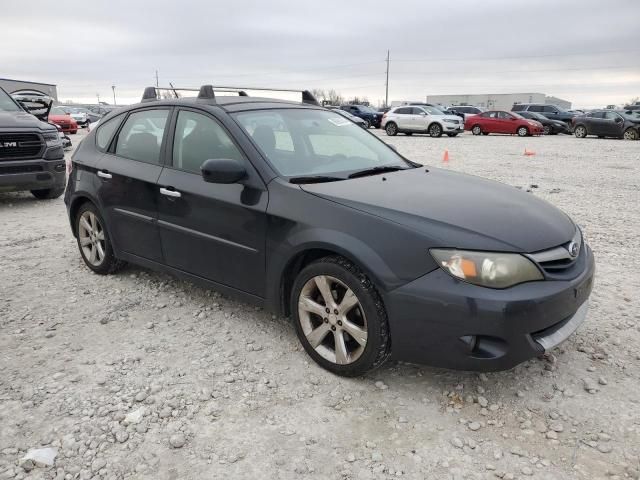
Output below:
[141,85,320,106]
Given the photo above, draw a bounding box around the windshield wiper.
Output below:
[289,175,344,184]
[347,165,408,179]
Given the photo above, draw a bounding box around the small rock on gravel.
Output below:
[169,434,186,448]
[468,422,481,431]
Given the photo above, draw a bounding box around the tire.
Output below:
[428,123,443,138]
[482,132,490,136]
[623,128,638,140]
[291,255,391,377]
[447,133,458,137]
[75,202,125,275]
[363,120,371,129]
[543,125,551,135]
[517,126,529,137]
[31,187,65,200]
[471,125,482,135]
[405,132,413,136]
[385,122,398,136]
[574,125,587,138]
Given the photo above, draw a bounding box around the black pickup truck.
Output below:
[0,87,66,199]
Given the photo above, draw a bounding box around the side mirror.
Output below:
[614,117,623,123]
[201,158,246,184]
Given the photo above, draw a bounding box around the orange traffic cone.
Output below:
[524,148,535,156]
[443,149,450,162]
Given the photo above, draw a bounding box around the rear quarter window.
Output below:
[95,114,124,152]
[512,104,525,111]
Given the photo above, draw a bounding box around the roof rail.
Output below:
[141,85,320,106]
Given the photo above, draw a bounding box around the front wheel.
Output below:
[574,125,587,138]
[385,122,398,136]
[363,119,371,129]
[517,126,529,137]
[471,125,482,135]
[623,128,638,140]
[75,202,125,275]
[543,125,551,135]
[31,187,64,200]
[291,256,391,377]
[428,123,443,138]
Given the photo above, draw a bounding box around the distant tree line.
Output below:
[310,88,370,106]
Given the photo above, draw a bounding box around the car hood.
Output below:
[0,110,56,131]
[300,167,575,253]
[437,114,463,122]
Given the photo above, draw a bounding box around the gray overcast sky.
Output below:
[1,0,639,107]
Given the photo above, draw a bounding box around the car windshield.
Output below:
[234,109,410,177]
[0,89,21,112]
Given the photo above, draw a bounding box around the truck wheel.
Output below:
[291,255,391,377]
[31,187,65,200]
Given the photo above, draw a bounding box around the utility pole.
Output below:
[96,93,100,105]
[385,50,390,108]
[112,85,116,105]
[155,70,159,88]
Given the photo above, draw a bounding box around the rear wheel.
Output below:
[75,202,124,275]
[385,122,398,136]
[405,132,413,136]
[623,128,638,140]
[543,125,551,135]
[574,125,587,138]
[471,125,482,135]
[517,126,529,137]
[31,187,64,200]
[291,256,391,377]
[428,123,443,138]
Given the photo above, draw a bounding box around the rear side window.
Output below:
[95,115,123,151]
[172,110,244,174]
[395,107,411,114]
[512,104,525,111]
[603,111,620,120]
[115,109,169,164]
[528,105,543,112]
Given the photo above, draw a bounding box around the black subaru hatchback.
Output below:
[65,85,595,377]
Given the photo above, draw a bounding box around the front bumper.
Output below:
[385,245,595,371]
[443,123,464,133]
[0,157,66,193]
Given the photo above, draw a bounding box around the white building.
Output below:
[425,93,571,110]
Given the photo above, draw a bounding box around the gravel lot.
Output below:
[1,129,639,480]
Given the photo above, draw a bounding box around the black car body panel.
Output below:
[518,111,570,134]
[0,88,65,194]
[573,109,640,138]
[65,88,595,372]
[339,104,382,127]
[512,103,575,123]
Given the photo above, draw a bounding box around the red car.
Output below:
[48,106,78,134]
[465,110,543,137]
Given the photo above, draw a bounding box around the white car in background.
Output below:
[381,105,464,137]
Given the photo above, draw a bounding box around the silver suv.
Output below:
[381,105,464,137]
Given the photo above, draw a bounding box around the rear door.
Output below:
[393,107,413,130]
[156,108,268,295]
[497,111,516,133]
[584,111,605,135]
[602,111,624,136]
[96,108,170,262]
[411,107,429,130]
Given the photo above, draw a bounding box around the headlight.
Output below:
[43,131,62,147]
[527,121,537,126]
[430,249,543,288]
[444,119,457,123]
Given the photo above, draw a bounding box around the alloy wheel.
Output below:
[517,127,528,137]
[385,123,397,136]
[623,128,638,140]
[297,275,368,365]
[364,120,371,129]
[78,211,106,266]
[472,125,482,135]
[543,125,551,135]
[575,126,587,138]
[429,124,442,137]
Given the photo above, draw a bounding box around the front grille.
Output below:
[0,164,43,175]
[527,229,582,275]
[0,133,43,160]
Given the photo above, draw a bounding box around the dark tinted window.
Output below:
[511,104,525,111]
[497,111,513,119]
[603,111,621,121]
[172,110,243,174]
[115,109,169,164]
[542,105,558,113]
[588,111,605,119]
[411,107,425,115]
[395,107,412,114]
[96,114,123,151]
[528,105,544,112]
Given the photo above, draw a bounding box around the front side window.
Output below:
[603,111,620,121]
[497,111,513,119]
[0,89,21,112]
[172,110,244,174]
[115,109,169,164]
[234,109,409,177]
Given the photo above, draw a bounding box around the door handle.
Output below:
[97,170,112,179]
[160,187,181,198]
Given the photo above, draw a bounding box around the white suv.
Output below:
[381,105,464,137]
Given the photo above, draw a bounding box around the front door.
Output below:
[602,111,624,137]
[157,108,268,296]
[96,108,170,263]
